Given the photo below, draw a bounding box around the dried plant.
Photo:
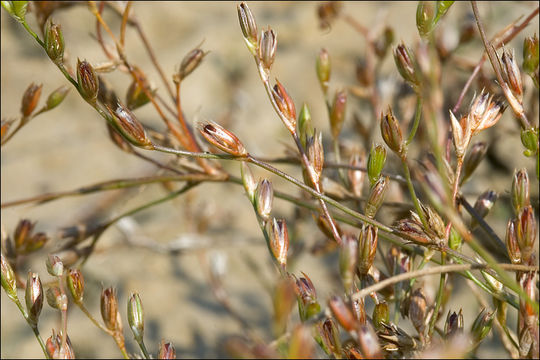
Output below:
[1,1,539,359]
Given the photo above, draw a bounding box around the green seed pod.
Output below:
[416,1,435,38]
[297,103,314,149]
[45,85,70,111]
[471,308,494,345]
[316,48,331,94]
[372,302,389,330]
[523,34,539,75]
[511,169,530,214]
[237,2,258,54]
[44,20,64,64]
[367,144,386,187]
[520,128,538,157]
[128,292,145,341]
[1,254,17,302]
[66,269,84,304]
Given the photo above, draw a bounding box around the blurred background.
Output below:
[1,1,538,358]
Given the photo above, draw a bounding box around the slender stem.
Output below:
[13,298,50,358]
[80,182,199,266]
[471,0,531,129]
[135,338,150,359]
[119,1,132,48]
[76,302,115,336]
[453,6,539,113]
[400,154,428,227]
[351,263,537,301]
[459,194,507,257]
[1,174,225,208]
[406,96,422,145]
[133,19,175,101]
[428,252,446,338]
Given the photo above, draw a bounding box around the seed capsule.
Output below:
[367,144,386,187]
[44,20,64,64]
[268,218,289,268]
[237,2,258,54]
[380,108,403,155]
[1,254,17,302]
[77,59,99,103]
[106,102,153,149]
[272,79,296,133]
[128,292,145,341]
[255,179,273,222]
[197,120,247,156]
[328,296,356,332]
[316,48,331,94]
[511,168,530,214]
[294,272,320,322]
[339,234,357,293]
[158,340,176,359]
[66,269,84,304]
[357,225,378,275]
[329,90,347,140]
[25,272,44,327]
[394,43,420,88]
[21,83,42,117]
[259,27,277,72]
[101,287,122,332]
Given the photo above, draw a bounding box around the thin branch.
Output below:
[351,263,538,301]
[453,6,539,113]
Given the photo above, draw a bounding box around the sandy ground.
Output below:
[1,2,538,358]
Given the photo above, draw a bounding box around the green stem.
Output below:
[406,96,422,145]
[428,252,446,337]
[13,298,50,358]
[400,154,428,227]
[77,302,114,335]
[80,182,200,266]
[135,337,150,359]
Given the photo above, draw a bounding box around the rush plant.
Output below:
[1,1,538,359]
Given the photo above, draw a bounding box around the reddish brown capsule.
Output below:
[25,272,44,327]
[158,340,176,359]
[46,329,75,359]
[505,219,521,264]
[259,27,277,71]
[393,43,419,87]
[106,102,153,149]
[197,120,247,156]
[21,83,43,117]
[175,48,207,82]
[330,90,347,139]
[269,218,289,268]
[328,296,356,332]
[272,79,296,132]
[380,108,403,155]
[294,272,320,321]
[101,287,122,332]
[77,59,98,103]
[357,225,378,275]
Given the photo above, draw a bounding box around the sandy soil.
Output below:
[1,2,538,358]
